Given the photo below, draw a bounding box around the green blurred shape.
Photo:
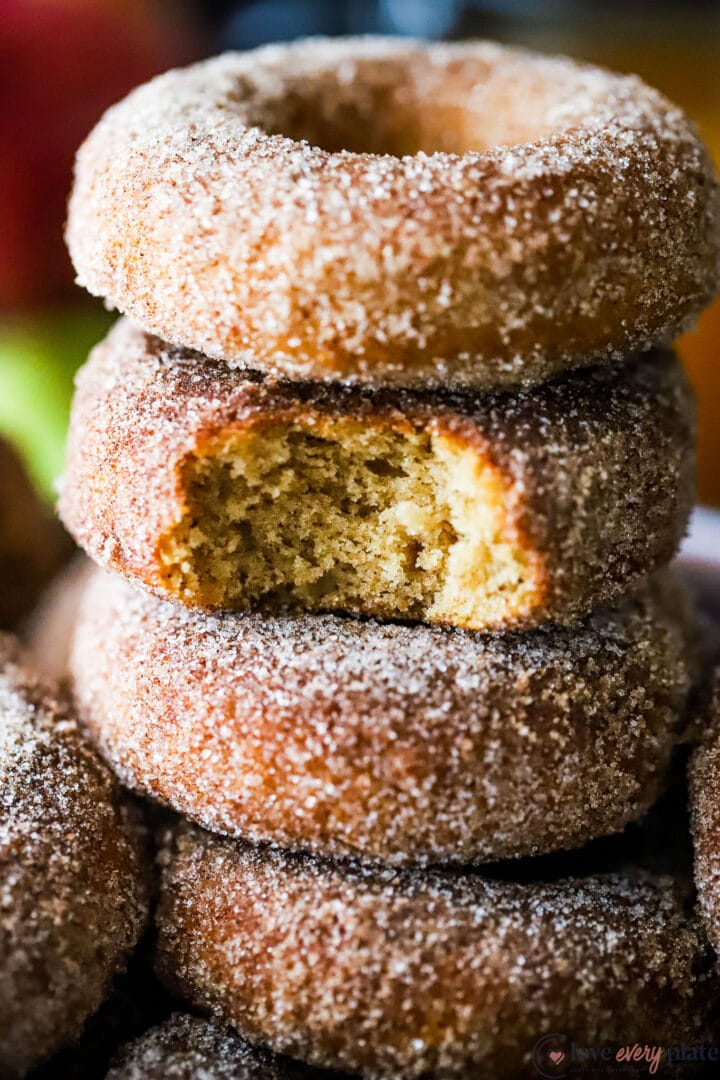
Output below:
[0,307,113,498]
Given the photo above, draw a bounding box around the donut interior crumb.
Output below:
[157,420,543,627]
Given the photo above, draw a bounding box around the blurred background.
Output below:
[2,0,719,500]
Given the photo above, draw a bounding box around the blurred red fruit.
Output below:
[0,0,198,308]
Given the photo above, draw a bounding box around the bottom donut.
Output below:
[155,824,715,1079]
[107,1013,333,1079]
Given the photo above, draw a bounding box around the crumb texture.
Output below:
[66,37,720,385]
[71,570,692,865]
[59,321,695,630]
[155,825,714,1078]
[0,635,149,1079]
[159,415,542,627]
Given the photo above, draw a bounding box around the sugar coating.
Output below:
[24,556,93,681]
[0,635,149,1078]
[155,823,714,1078]
[66,37,720,387]
[107,1014,329,1079]
[59,320,695,631]
[70,568,692,866]
[690,669,720,957]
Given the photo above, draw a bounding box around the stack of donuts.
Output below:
[44,36,720,1076]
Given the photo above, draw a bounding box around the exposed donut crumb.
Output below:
[59,321,695,631]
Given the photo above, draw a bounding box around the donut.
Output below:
[690,670,720,956]
[107,1014,329,1079]
[155,823,714,1078]
[0,437,72,630]
[59,320,695,632]
[30,932,175,1080]
[511,749,697,892]
[70,568,692,867]
[0,635,149,1078]
[24,556,92,680]
[66,38,720,388]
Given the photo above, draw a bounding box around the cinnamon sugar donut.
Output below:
[0,437,72,630]
[25,556,92,680]
[0,635,149,1078]
[690,670,720,956]
[59,321,695,632]
[70,569,692,866]
[107,1014,329,1079]
[66,38,720,388]
[155,824,714,1078]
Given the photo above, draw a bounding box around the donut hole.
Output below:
[255,58,564,156]
[157,419,544,627]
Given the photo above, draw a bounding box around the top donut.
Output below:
[67,37,720,388]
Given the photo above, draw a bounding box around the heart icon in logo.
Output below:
[548,1050,565,1065]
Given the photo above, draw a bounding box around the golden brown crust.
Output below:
[155,824,714,1078]
[71,569,692,866]
[59,320,695,631]
[0,635,149,1078]
[66,38,720,388]
[690,669,720,957]
[0,438,72,630]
